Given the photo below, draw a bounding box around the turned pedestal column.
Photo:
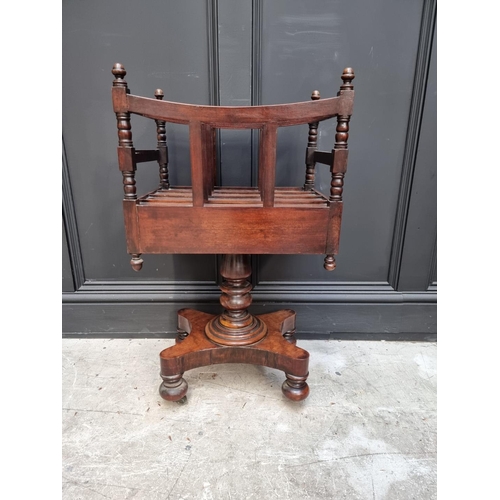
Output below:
[205,254,267,346]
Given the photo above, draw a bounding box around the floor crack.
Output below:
[62,407,143,417]
[166,452,192,499]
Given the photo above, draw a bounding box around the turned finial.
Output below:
[112,63,127,86]
[340,68,355,90]
[311,90,321,101]
[155,89,164,100]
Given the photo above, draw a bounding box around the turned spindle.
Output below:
[330,116,350,202]
[112,64,136,200]
[304,90,321,190]
[329,69,355,203]
[154,89,170,190]
[324,68,355,272]
[205,254,267,346]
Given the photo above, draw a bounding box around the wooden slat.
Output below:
[139,199,192,206]
[207,202,263,208]
[140,186,328,208]
[202,124,215,200]
[275,198,326,205]
[275,194,325,200]
[311,189,329,201]
[259,124,278,207]
[273,204,327,209]
[213,186,257,190]
[206,198,262,205]
[189,121,205,207]
[210,190,259,197]
[211,194,261,200]
[274,191,318,197]
[213,188,259,195]
[157,187,191,192]
[209,198,261,203]
[146,197,191,202]
[148,192,192,198]
[210,127,217,191]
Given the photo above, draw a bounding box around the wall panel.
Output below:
[63,0,436,338]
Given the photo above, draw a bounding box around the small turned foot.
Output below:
[282,373,309,401]
[324,254,336,271]
[159,374,188,402]
[130,254,143,271]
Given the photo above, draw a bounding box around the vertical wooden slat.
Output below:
[202,124,217,199]
[258,124,277,207]
[211,127,218,189]
[201,124,209,200]
[258,131,264,194]
[189,121,205,206]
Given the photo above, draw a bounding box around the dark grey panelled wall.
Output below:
[62,0,437,339]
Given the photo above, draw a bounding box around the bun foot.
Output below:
[159,374,188,402]
[282,373,309,401]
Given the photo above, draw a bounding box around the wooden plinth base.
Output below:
[205,314,268,346]
[159,308,310,402]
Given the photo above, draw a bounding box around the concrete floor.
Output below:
[62,339,436,500]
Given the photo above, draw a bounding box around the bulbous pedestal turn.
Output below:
[205,255,267,346]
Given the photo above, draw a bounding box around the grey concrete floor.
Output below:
[62,339,436,500]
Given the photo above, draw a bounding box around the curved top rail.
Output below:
[125,93,353,128]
